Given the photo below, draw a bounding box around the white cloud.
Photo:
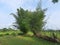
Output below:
[0,0,39,11]
[0,0,60,29]
[0,0,37,28]
[45,10,60,29]
[0,0,23,11]
[0,11,15,28]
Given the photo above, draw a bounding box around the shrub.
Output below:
[11,32,16,36]
[5,33,9,35]
[0,34,3,36]
[52,32,57,39]
[18,33,24,35]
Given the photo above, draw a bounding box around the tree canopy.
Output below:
[52,0,58,3]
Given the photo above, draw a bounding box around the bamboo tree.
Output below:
[11,8,29,34]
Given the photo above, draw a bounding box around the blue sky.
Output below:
[0,0,60,29]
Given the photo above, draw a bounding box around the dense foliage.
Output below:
[12,7,46,36]
[11,0,59,35]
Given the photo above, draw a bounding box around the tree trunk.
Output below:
[32,30,41,37]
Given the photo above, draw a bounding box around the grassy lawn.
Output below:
[0,35,60,45]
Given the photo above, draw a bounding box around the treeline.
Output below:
[0,28,15,32]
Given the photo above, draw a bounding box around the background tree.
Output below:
[52,0,58,3]
[2,28,8,32]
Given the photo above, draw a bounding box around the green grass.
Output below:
[0,30,19,35]
[41,31,60,38]
[0,30,60,45]
[0,35,60,45]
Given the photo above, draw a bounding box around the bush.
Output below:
[5,33,9,35]
[11,32,16,36]
[0,34,3,36]
[52,32,57,39]
[18,33,24,35]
